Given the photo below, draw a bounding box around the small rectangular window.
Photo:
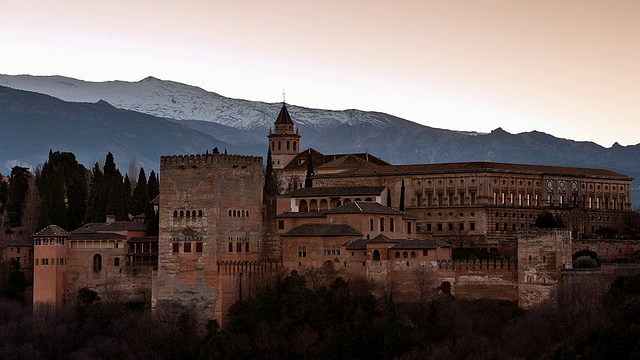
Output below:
[427,223,432,232]
[236,242,242,252]
[298,246,307,258]
[369,218,374,231]
[380,217,385,231]
[245,242,249,253]
[278,220,284,230]
[390,218,394,232]
[459,223,464,231]
[114,258,120,266]
[437,223,443,231]
[184,242,192,253]
[448,223,453,231]
[459,192,465,205]
[196,242,203,253]
[470,222,476,231]
[36,259,39,265]
[172,243,179,253]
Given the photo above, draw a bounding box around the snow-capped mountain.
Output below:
[0,74,404,131]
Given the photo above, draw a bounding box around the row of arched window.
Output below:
[35,258,66,266]
[271,140,297,151]
[228,237,250,253]
[298,198,374,212]
[173,210,204,218]
[229,209,249,218]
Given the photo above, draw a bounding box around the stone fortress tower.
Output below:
[152,151,264,327]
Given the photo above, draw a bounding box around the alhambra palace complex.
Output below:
[25,103,640,327]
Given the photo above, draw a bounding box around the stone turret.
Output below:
[268,103,301,169]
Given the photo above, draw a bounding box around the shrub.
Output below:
[573,256,598,268]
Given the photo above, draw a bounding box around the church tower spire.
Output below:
[268,97,301,170]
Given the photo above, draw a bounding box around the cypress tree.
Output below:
[131,168,149,215]
[48,172,68,228]
[124,174,132,213]
[35,201,50,232]
[145,202,159,236]
[399,179,405,212]
[103,152,117,179]
[85,163,104,223]
[6,166,32,227]
[148,170,159,200]
[383,293,399,360]
[264,149,277,196]
[305,152,314,188]
[0,180,8,205]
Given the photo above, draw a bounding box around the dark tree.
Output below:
[264,148,278,196]
[535,211,565,228]
[305,152,315,188]
[6,166,32,227]
[383,293,399,360]
[0,178,8,205]
[130,168,149,216]
[399,179,405,212]
[148,170,159,200]
[47,172,68,229]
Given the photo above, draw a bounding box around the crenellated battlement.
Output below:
[519,229,572,239]
[160,153,263,168]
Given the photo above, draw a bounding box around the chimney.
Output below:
[106,215,116,224]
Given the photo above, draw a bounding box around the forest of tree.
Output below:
[0,150,159,237]
[0,270,639,359]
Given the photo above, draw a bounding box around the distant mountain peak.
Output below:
[140,76,160,82]
[95,99,113,107]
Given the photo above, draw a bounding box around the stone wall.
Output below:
[154,153,264,329]
[573,239,640,261]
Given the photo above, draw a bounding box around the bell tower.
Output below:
[268,100,301,170]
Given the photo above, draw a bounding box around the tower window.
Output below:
[293,141,297,151]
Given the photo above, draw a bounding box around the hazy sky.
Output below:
[2,1,639,146]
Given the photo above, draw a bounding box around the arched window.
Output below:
[228,242,233,252]
[186,210,190,217]
[233,210,236,217]
[309,199,318,212]
[229,209,232,216]
[287,141,290,150]
[192,210,196,217]
[293,141,297,151]
[403,251,408,258]
[180,210,184,217]
[395,251,400,258]
[93,254,102,272]
[242,210,245,217]
[246,211,249,218]
[373,249,381,261]
[173,210,178,217]
[323,260,334,269]
[365,197,372,201]
[299,200,308,212]
[319,199,328,211]
[343,198,351,205]
[198,210,203,217]
[411,251,417,258]
[278,141,281,150]
[271,141,275,150]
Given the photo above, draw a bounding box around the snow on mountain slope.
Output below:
[0,74,407,131]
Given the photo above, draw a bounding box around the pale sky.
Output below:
[2,0,639,146]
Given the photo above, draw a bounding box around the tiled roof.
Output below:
[286,186,385,198]
[69,233,126,240]
[319,161,631,180]
[276,212,327,218]
[282,148,389,172]
[345,239,367,250]
[326,201,406,215]
[390,239,452,250]
[275,103,294,125]
[281,223,362,237]
[71,221,147,233]
[6,235,32,246]
[128,236,159,244]
[33,225,69,237]
[367,234,399,243]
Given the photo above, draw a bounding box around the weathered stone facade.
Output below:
[153,152,264,328]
